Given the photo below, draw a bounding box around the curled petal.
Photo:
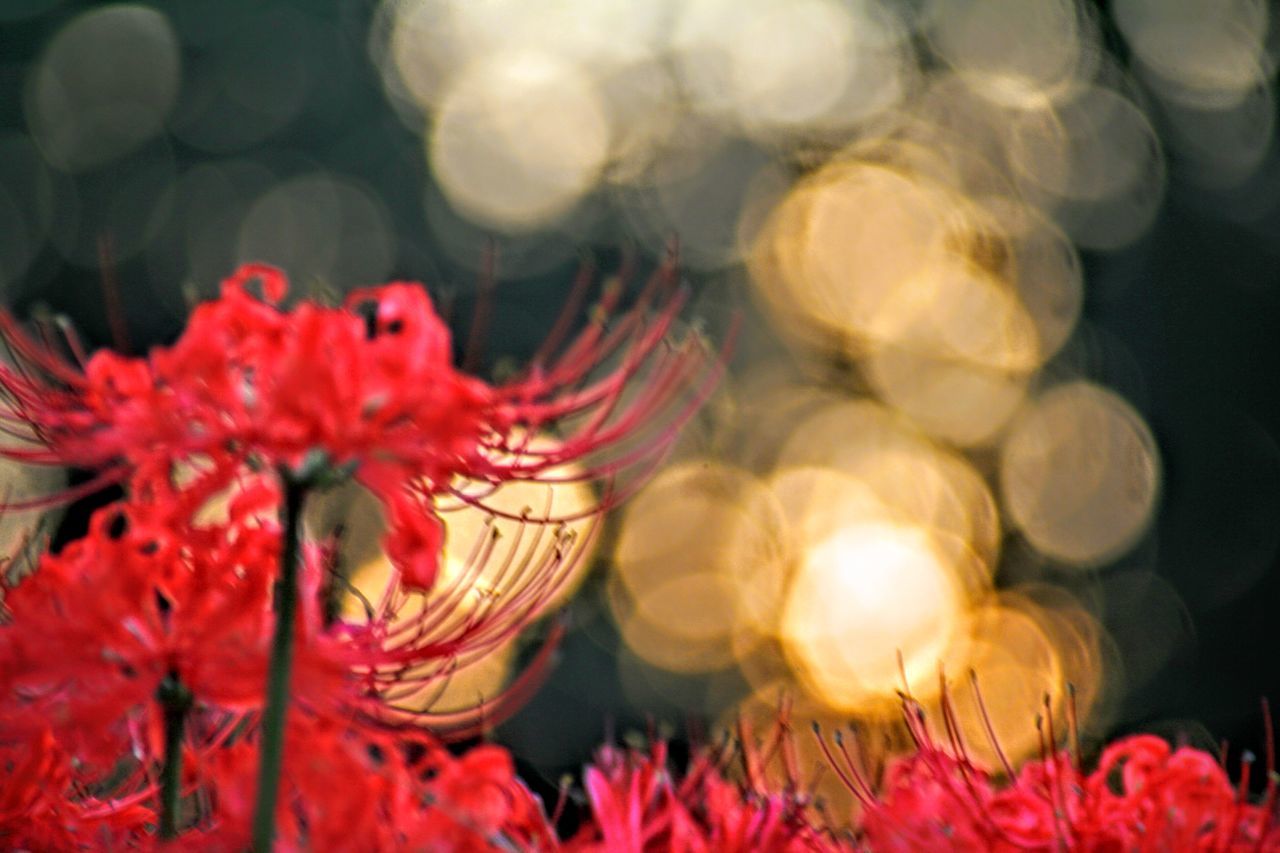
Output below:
[384,495,444,593]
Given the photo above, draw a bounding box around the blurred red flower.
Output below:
[193,713,555,851]
[568,735,841,852]
[0,727,153,851]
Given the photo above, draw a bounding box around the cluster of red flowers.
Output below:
[0,258,710,590]
[3,259,1279,850]
[822,691,1280,852]
[564,738,828,852]
[556,695,1280,853]
[861,732,1280,851]
[0,259,719,847]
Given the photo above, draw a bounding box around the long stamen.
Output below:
[1066,682,1082,771]
[811,723,869,807]
[970,669,1016,779]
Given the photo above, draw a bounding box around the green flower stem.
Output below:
[252,471,309,852]
[157,674,193,840]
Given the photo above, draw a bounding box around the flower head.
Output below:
[567,722,842,853]
[0,482,288,772]
[0,468,582,752]
[194,713,556,851]
[815,685,1280,851]
[0,255,720,594]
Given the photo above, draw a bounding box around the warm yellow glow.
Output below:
[775,399,1002,577]
[941,602,1064,770]
[610,572,739,674]
[339,441,597,623]
[808,163,957,348]
[750,161,961,354]
[747,155,1068,448]
[1001,381,1160,566]
[401,639,517,713]
[438,481,596,611]
[611,460,786,672]
[856,249,1036,445]
[864,345,1029,447]
[780,521,964,714]
[724,480,792,634]
[768,466,886,552]
[1007,585,1108,728]
[429,50,610,230]
[634,573,737,647]
[722,682,871,827]
[614,461,765,594]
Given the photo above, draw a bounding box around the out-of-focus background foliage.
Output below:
[3,0,1280,813]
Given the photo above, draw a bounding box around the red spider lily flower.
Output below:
[0,254,721,594]
[0,461,583,760]
[0,727,154,850]
[566,730,842,853]
[0,473,328,774]
[817,684,1280,852]
[193,712,556,851]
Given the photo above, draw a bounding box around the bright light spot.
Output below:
[750,161,961,353]
[726,0,855,128]
[781,521,963,714]
[429,51,610,231]
[672,0,907,136]
[403,639,517,713]
[865,344,1029,447]
[775,399,1001,578]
